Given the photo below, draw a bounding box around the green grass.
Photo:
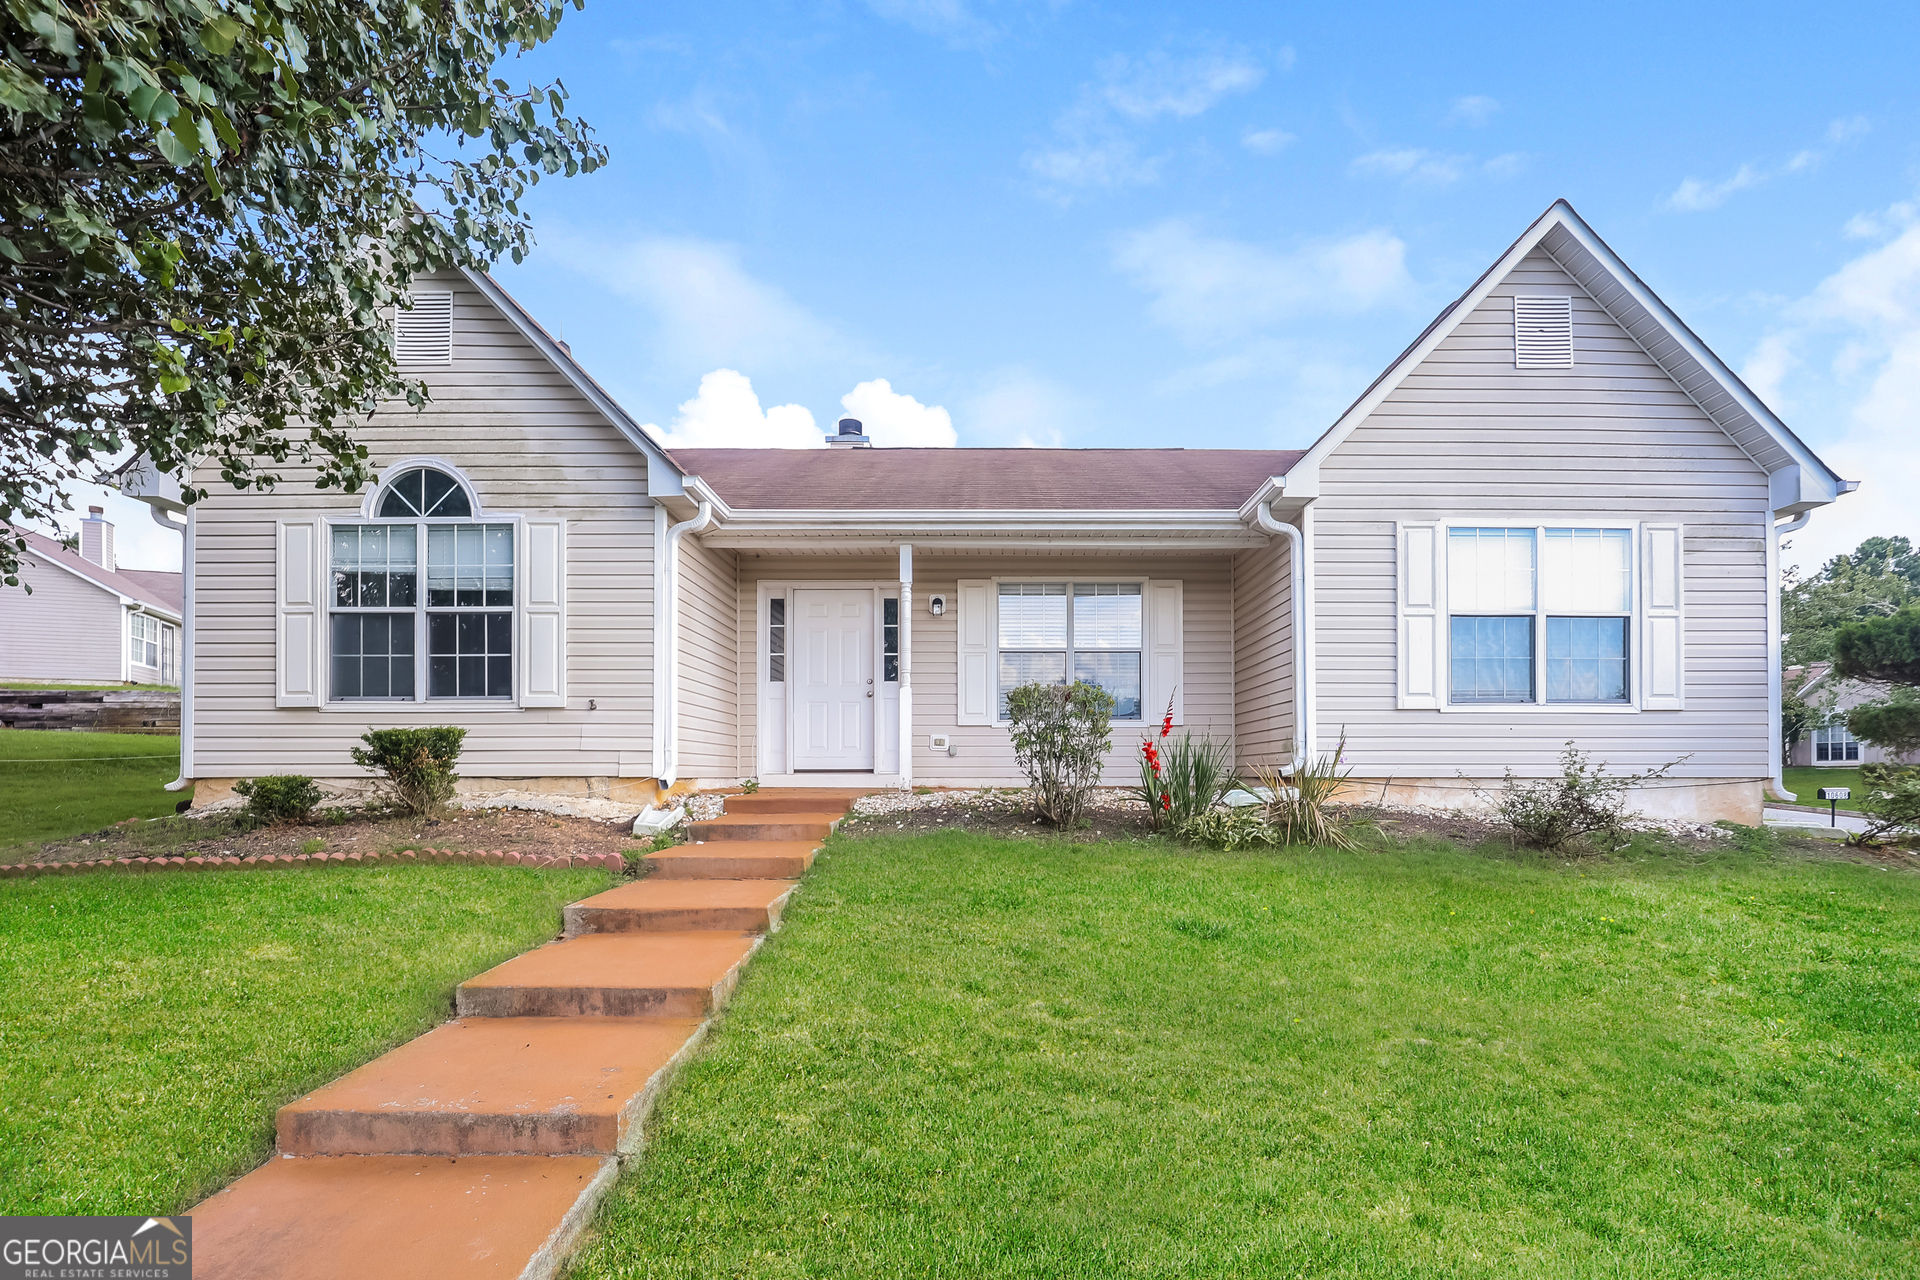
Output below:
[573,830,1920,1279]
[1783,766,1868,811]
[0,728,182,860]
[0,863,610,1214]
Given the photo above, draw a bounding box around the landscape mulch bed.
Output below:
[26,806,640,868]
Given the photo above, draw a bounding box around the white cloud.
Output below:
[30,485,183,573]
[1447,95,1499,126]
[1666,117,1871,213]
[1349,147,1468,186]
[1742,203,1920,571]
[1113,220,1413,344]
[645,369,821,449]
[961,372,1085,446]
[1482,152,1526,179]
[1097,50,1267,120]
[1241,127,1295,155]
[839,378,957,447]
[1024,45,1267,197]
[546,233,851,376]
[862,0,997,46]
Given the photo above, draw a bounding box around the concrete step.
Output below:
[687,813,839,842]
[565,878,797,935]
[192,1153,614,1280]
[457,931,760,1019]
[644,840,820,880]
[277,1016,704,1157]
[720,792,860,816]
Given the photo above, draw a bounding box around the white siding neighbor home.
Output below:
[1785,662,1916,768]
[131,201,1851,822]
[0,512,182,686]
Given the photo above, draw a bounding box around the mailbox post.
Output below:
[1816,786,1851,827]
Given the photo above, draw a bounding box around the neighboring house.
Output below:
[0,511,182,686]
[1785,662,1914,767]
[130,201,1852,821]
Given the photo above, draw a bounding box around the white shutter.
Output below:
[519,519,567,707]
[1398,522,1443,709]
[276,520,320,707]
[956,579,992,726]
[1146,579,1184,726]
[1641,524,1684,710]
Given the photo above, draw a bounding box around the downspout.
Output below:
[657,492,714,789]
[898,543,913,790]
[155,505,193,792]
[1251,499,1310,772]
[1768,510,1813,804]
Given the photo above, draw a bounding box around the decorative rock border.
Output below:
[0,848,628,880]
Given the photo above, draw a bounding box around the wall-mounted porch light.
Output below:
[928,594,946,616]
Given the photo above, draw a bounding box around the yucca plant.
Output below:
[1247,733,1368,850]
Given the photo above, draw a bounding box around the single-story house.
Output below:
[1785,662,1914,767]
[0,512,182,686]
[131,200,1853,821]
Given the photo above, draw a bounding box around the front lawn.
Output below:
[574,830,1920,1279]
[1783,766,1867,811]
[0,728,181,860]
[0,863,610,1215]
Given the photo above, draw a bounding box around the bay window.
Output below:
[1448,526,1633,705]
[996,581,1142,719]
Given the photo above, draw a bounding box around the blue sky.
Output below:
[93,0,1920,570]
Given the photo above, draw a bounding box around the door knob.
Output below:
[866,689,873,698]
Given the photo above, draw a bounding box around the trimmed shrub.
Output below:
[349,726,466,816]
[1851,762,1920,847]
[1006,680,1115,827]
[234,774,323,825]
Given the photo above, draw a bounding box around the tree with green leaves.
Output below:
[0,0,605,585]
[1833,607,1920,758]
[1781,535,1920,667]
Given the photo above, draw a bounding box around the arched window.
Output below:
[328,463,514,701]
[377,466,472,518]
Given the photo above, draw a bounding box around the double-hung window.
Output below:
[1813,723,1860,763]
[996,582,1142,720]
[1448,527,1633,705]
[328,466,515,701]
[129,613,163,671]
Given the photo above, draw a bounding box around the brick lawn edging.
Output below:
[0,848,628,880]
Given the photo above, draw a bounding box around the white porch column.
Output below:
[899,543,913,790]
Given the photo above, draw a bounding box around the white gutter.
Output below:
[657,485,715,788]
[1768,510,1813,803]
[1251,495,1309,772]
[898,543,913,790]
[154,505,193,792]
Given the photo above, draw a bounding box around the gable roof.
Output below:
[670,447,1306,512]
[1287,199,1846,515]
[11,527,182,619]
[457,268,687,501]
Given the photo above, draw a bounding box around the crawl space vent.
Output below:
[1513,295,1573,368]
[395,290,455,366]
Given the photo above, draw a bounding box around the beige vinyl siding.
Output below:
[675,535,739,778]
[0,559,125,683]
[1231,534,1294,768]
[191,270,657,779]
[734,553,1235,785]
[1316,247,1771,777]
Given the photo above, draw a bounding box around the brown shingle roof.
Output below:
[668,448,1304,512]
[12,527,182,616]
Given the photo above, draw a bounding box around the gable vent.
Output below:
[395,290,455,366]
[1513,295,1573,368]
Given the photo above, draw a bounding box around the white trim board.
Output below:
[1284,199,1844,518]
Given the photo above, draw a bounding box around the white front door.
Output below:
[791,589,875,771]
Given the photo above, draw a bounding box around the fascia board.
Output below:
[1542,215,1842,494]
[458,267,686,499]
[696,508,1253,531]
[1234,476,1290,523]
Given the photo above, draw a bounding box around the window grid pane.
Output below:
[1546,616,1630,703]
[1072,583,1142,649]
[998,651,1068,719]
[1448,528,1536,613]
[998,582,1068,649]
[428,523,513,607]
[1543,528,1632,613]
[429,610,512,699]
[1450,616,1535,703]
[332,524,418,609]
[768,597,785,683]
[331,612,416,699]
[883,598,899,683]
[1072,651,1141,719]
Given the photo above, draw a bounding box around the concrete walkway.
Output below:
[189,790,863,1280]
[1764,806,1872,839]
